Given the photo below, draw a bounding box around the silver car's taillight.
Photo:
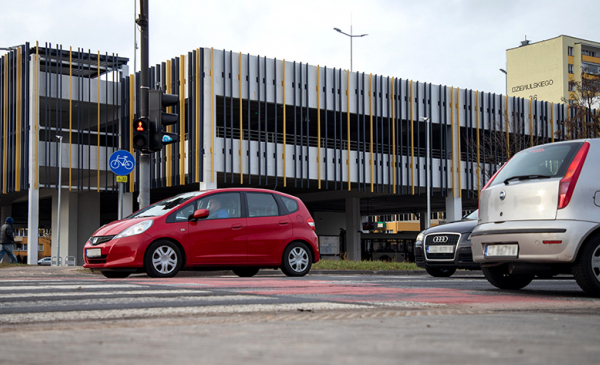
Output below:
[558,142,590,209]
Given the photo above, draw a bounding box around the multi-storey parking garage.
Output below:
[0,42,572,265]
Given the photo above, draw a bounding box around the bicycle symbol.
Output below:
[110,156,134,170]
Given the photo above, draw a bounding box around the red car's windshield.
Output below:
[127,192,203,218]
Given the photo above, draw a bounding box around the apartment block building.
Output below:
[506,35,600,103]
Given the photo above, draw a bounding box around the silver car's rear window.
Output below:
[489,142,583,187]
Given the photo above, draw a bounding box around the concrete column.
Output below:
[203,49,217,189]
[76,192,101,265]
[65,192,80,263]
[345,197,361,261]
[119,192,134,218]
[27,53,40,265]
[27,188,39,265]
[200,181,217,191]
[445,196,463,222]
[51,189,77,265]
[52,191,101,266]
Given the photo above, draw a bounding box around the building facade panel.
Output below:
[0,40,587,265]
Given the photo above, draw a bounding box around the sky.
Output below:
[2,0,600,95]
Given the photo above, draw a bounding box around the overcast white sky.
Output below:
[2,0,600,95]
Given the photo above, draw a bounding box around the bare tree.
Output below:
[557,70,600,140]
[466,108,548,186]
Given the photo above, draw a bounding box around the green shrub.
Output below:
[312,259,420,271]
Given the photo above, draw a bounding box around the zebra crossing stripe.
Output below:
[0,295,275,310]
[0,289,209,299]
[0,303,372,324]
[0,284,146,291]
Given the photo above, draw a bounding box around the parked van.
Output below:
[471,139,600,296]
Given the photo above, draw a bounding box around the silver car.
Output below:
[471,138,600,295]
[37,257,51,266]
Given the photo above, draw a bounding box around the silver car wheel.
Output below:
[152,245,178,275]
[288,246,309,273]
[591,245,600,282]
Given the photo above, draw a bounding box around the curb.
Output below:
[176,269,484,277]
[0,265,484,278]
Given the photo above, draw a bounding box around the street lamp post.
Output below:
[421,117,431,229]
[333,26,368,72]
[55,135,63,266]
[500,68,507,95]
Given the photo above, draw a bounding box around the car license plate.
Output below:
[427,245,454,254]
[484,244,518,257]
[86,248,102,258]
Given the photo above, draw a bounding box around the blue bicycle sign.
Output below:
[111,156,134,170]
[109,150,135,176]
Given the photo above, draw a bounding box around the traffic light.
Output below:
[132,117,150,151]
[148,89,179,152]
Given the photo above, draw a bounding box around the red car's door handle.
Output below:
[279,221,289,226]
[231,224,243,230]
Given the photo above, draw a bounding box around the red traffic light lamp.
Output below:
[132,118,150,150]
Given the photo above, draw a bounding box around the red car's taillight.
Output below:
[307,218,315,231]
[558,142,590,209]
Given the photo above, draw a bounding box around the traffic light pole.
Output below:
[137,0,150,209]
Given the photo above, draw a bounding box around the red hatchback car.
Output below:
[83,188,319,278]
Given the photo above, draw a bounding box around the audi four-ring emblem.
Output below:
[432,236,448,243]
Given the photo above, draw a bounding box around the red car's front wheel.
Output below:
[144,240,183,278]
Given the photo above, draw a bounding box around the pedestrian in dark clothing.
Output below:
[0,217,18,264]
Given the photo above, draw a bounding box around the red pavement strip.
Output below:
[121,277,565,305]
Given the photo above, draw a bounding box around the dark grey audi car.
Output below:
[415,210,479,277]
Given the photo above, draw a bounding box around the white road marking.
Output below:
[0,284,147,291]
[0,290,209,299]
[361,301,446,307]
[0,295,275,309]
[0,302,373,324]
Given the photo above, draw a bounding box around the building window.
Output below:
[568,64,574,74]
[569,83,574,91]
[582,49,596,57]
[582,62,600,75]
[568,46,574,56]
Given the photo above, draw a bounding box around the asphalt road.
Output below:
[1,266,599,364]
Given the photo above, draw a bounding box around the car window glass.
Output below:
[280,196,299,214]
[196,192,241,220]
[167,202,196,223]
[490,142,582,187]
[127,191,201,218]
[247,193,279,217]
[464,210,478,220]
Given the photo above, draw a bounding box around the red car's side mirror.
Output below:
[190,209,210,221]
